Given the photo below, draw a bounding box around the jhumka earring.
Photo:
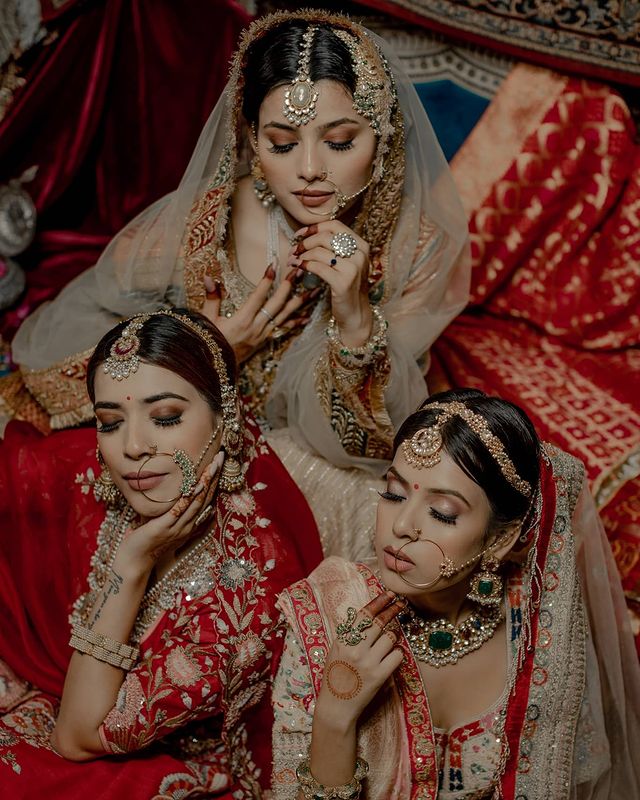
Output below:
[251,155,275,207]
[219,413,244,492]
[93,446,123,508]
[467,553,503,606]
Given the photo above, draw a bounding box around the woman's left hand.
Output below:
[295,221,372,347]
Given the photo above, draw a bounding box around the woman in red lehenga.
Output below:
[0,310,321,798]
[271,389,640,799]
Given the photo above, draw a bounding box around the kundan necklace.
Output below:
[398,602,503,668]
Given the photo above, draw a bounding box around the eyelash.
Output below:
[267,140,355,154]
[378,491,458,525]
[430,508,458,526]
[378,490,403,502]
[96,415,183,434]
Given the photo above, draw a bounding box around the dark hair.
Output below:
[86,310,237,415]
[242,21,357,125]
[394,388,540,529]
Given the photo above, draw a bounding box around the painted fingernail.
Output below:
[264,264,276,280]
[294,241,305,256]
[306,224,318,235]
[294,226,308,237]
[285,268,301,283]
[295,268,304,280]
[309,286,322,298]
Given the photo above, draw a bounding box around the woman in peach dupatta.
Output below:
[272,389,639,799]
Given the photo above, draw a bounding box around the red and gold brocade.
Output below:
[436,65,640,622]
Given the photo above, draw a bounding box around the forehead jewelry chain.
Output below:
[283,25,319,126]
[402,401,532,497]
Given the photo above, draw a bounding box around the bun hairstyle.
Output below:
[242,20,357,126]
[394,388,541,529]
[87,309,237,416]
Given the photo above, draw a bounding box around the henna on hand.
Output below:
[325,660,363,701]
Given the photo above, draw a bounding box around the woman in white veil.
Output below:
[3,10,470,557]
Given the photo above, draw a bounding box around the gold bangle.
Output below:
[296,755,369,799]
[69,624,139,670]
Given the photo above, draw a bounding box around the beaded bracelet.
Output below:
[326,304,388,370]
[69,624,139,671]
[296,755,369,800]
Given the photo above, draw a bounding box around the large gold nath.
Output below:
[401,401,532,497]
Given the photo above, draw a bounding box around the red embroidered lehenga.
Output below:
[272,446,640,799]
[0,417,321,798]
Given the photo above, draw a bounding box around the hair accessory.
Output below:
[283,25,319,126]
[251,155,275,207]
[103,314,150,381]
[330,232,358,259]
[333,28,394,137]
[335,606,374,646]
[467,553,503,606]
[402,401,532,497]
[297,751,369,799]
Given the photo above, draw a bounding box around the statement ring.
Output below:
[330,232,358,259]
[336,606,373,646]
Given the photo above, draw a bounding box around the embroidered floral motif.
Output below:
[218,557,256,590]
[165,647,203,688]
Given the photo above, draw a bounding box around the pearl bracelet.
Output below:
[296,755,369,800]
[69,624,139,671]
[326,304,388,370]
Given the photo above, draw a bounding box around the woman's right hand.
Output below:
[201,267,310,364]
[314,592,405,728]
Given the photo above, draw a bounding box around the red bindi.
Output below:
[413,483,420,490]
[126,395,131,401]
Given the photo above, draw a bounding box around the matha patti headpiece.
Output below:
[401,401,532,497]
[101,310,245,491]
[283,25,319,126]
[333,28,394,138]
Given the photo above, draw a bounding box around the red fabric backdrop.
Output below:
[0,0,249,341]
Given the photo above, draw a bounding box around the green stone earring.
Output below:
[467,554,503,606]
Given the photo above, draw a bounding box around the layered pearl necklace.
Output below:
[398,602,503,668]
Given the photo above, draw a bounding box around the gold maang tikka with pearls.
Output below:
[283,25,319,126]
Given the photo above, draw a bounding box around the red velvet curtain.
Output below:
[0,0,249,340]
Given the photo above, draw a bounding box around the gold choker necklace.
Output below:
[399,602,503,668]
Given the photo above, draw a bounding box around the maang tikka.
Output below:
[283,25,319,126]
[402,401,532,497]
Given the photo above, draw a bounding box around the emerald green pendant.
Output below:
[428,630,453,650]
[478,579,494,597]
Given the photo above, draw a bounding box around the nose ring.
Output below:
[319,168,328,181]
[149,444,158,455]
[412,528,422,541]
